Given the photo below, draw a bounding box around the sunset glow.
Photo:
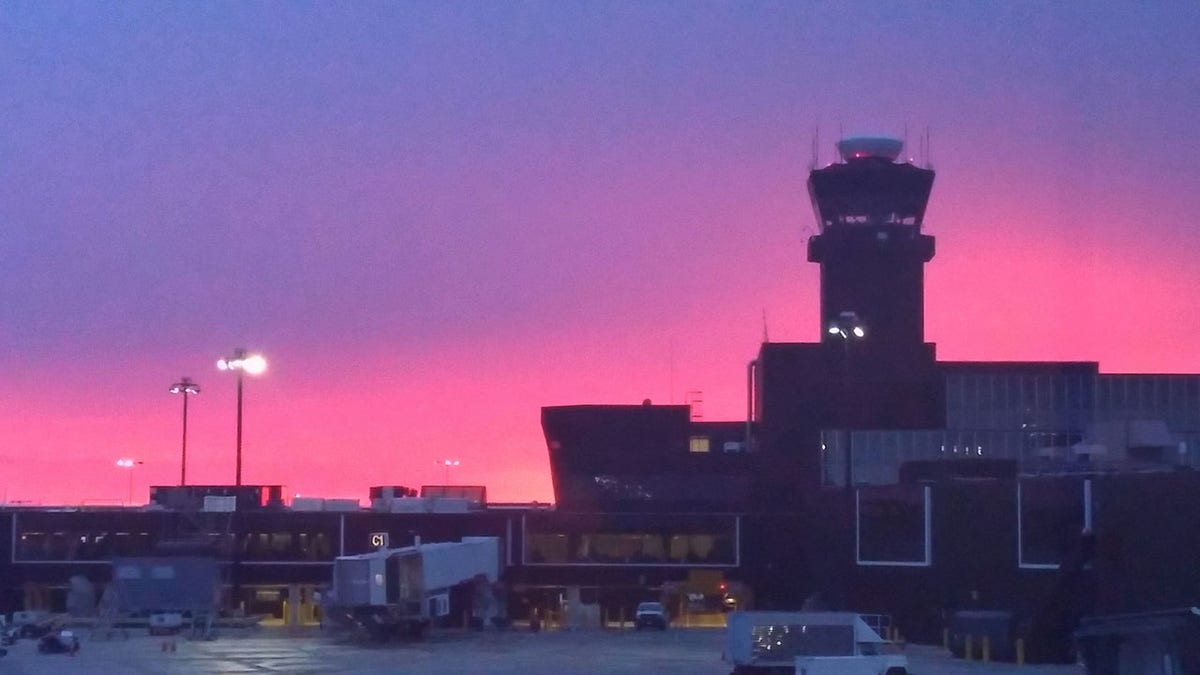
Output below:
[2,4,1198,506]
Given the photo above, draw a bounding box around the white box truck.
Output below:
[725,611,907,675]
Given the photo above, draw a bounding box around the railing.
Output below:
[859,612,893,639]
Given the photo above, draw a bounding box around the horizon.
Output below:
[3,3,1199,506]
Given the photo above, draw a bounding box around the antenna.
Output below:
[668,339,675,404]
[903,122,909,163]
[810,126,818,170]
[762,309,770,343]
[926,125,932,169]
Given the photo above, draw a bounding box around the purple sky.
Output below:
[2,2,1199,505]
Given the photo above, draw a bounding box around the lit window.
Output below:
[689,436,710,453]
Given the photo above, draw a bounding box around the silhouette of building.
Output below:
[540,136,1200,654]
[3,137,1199,658]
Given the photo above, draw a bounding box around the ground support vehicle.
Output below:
[324,537,500,641]
[725,611,908,675]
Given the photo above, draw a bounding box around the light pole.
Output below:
[169,377,200,486]
[217,349,267,486]
[116,458,144,506]
[827,311,866,491]
[440,459,460,485]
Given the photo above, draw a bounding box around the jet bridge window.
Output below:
[523,513,738,566]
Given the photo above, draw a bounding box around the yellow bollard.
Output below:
[964,634,974,661]
[982,635,991,662]
[1016,638,1025,665]
[943,627,950,650]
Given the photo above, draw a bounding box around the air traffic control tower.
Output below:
[754,137,944,497]
[807,137,936,349]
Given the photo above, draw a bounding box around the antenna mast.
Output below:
[810,126,819,170]
[926,125,932,169]
[668,339,675,404]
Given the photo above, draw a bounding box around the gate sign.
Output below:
[370,532,389,549]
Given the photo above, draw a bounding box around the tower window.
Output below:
[689,436,710,453]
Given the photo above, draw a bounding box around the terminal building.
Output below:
[3,136,1199,660]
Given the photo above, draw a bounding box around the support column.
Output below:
[287,584,301,626]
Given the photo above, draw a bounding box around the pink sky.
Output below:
[2,4,1199,505]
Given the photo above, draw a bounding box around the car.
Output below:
[635,602,668,631]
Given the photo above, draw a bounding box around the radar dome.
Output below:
[837,136,903,162]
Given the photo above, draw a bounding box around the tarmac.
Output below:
[0,625,1088,674]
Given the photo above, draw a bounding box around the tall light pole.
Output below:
[116,458,144,506]
[217,349,267,486]
[440,459,460,485]
[828,311,866,491]
[169,377,200,486]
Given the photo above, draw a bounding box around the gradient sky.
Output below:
[2,2,1199,506]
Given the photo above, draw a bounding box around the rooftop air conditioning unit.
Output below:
[202,495,236,512]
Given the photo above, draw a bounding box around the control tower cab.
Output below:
[807,136,936,349]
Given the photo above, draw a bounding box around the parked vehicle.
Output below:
[725,611,907,675]
[635,602,669,631]
[37,630,79,655]
[10,610,55,634]
[11,611,54,639]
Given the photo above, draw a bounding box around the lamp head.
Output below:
[169,379,201,395]
[241,354,267,375]
[828,311,867,340]
[218,353,267,375]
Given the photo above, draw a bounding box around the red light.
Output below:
[719,583,726,591]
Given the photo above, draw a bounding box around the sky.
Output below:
[2,2,1199,506]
